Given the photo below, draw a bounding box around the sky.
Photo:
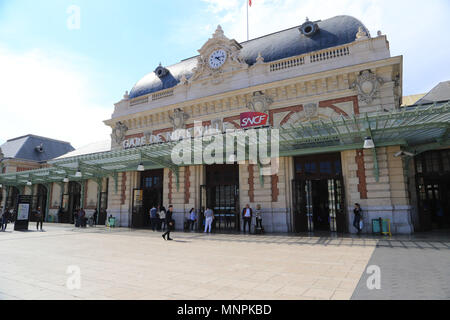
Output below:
[0,0,449,148]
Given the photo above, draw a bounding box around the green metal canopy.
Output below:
[0,102,449,188]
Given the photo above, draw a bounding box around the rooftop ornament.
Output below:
[299,17,319,37]
[154,63,169,79]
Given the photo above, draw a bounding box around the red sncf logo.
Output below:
[240,112,269,128]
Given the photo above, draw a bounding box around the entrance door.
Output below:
[67,182,81,224]
[292,153,346,233]
[31,184,47,222]
[201,164,240,233]
[6,186,20,211]
[416,150,450,231]
[132,169,164,229]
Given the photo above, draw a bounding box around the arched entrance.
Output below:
[68,182,81,224]
[6,186,20,211]
[31,184,47,222]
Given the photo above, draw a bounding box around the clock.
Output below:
[208,49,227,69]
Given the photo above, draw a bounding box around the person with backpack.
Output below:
[353,203,363,235]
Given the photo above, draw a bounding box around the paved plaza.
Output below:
[0,224,449,300]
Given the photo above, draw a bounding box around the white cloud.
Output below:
[0,46,111,148]
[200,0,450,94]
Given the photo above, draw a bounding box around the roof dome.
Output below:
[129,15,369,99]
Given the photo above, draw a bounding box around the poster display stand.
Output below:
[14,195,32,231]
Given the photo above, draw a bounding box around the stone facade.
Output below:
[0,21,416,234]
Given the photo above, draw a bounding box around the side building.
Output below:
[0,135,74,220]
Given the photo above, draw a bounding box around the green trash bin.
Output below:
[109,217,116,228]
[372,218,392,236]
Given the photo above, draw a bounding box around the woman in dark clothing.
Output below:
[92,209,98,226]
[353,203,362,235]
[162,205,174,241]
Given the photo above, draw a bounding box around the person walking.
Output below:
[159,206,166,231]
[353,203,363,235]
[162,205,174,241]
[242,204,253,234]
[92,208,98,226]
[35,206,44,231]
[188,208,196,231]
[150,205,158,231]
[204,207,214,233]
[0,206,6,231]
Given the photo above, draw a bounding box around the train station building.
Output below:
[1,16,449,234]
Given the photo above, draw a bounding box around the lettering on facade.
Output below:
[240,112,269,128]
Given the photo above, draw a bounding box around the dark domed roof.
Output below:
[129,15,369,99]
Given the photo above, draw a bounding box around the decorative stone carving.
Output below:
[211,118,224,132]
[191,25,248,84]
[169,108,189,130]
[355,26,369,41]
[112,121,128,145]
[246,91,273,113]
[179,74,188,86]
[123,91,129,100]
[351,70,384,104]
[144,130,153,142]
[303,103,318,118]
[255,52,264,64]
[0,147,4,160]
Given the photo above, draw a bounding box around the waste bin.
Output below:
[372,218,391,236]
[108,217,116,228]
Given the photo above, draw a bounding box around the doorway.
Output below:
[292,153,346,233]
[416,150,450,231]
[132,169,164,229]
[31,184,47,222]
[5,186,20,211]
[65,182,81,224]
[200,164,240,232]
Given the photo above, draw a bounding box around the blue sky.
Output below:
[0,0,449,148]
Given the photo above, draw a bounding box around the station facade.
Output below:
[1,16,449,234]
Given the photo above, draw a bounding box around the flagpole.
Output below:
[246,0,249,41]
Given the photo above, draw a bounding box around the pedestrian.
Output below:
[0,206,5,231]
[353,203,363,235]
[74,208,79,227]
[1,207,9,231]
[79,208,86,228]
[242,204,253,234]
[255,204,263,230]
[92,208,98,226]
[188,208,196,231]
[150,205,158,231]
[204,207,214,233]
[159,205,166,231]
[162,205,174,241]
[35,206,43,231]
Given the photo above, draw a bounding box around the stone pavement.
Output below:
[352,240,450,300]
[0,224,449,300]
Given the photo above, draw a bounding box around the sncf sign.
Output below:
[240,112,269,128]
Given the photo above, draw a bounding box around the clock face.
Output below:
[208,49,227,69]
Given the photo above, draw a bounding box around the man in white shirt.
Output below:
[242,204,253,234]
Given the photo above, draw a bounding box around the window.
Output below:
[320,161,332,174]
